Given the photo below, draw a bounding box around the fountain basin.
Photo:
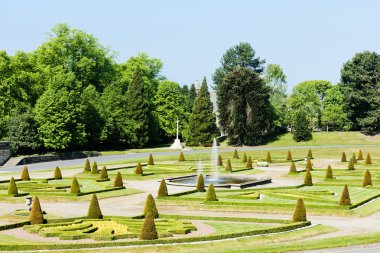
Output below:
[165,174,271,189]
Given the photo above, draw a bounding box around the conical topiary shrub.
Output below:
[292,198,307,222]
[178,152,185,162]
[143,194,159,218]
[289,162,297,173]
[286,150,292,161]
[196,174,205,192]
[217,155,223,166]
[139,211,158,240]
[100,166,108,180]
[70,177,80,194]
[246,156,253,169]
[30,196,44,225]
[21,166,30,181]
[148,153,154,166]
[304,170,313,186]
[266,151,272,163]
[225,159,232,172]
[233,149,239,159]
[341,152,347,162]
[158,179,168,197]
[339,184,351,206]
[306,158,313,171]
[87,194,102,219]
[54,166,62,180]
[363,170,372,187]
[358,150,363,160]
[352,153,357,163]
[307,149,313,159]
[366,153,372,165]
[135,162,143,175]
[205,183,218,201]
[91,161,99,174]
[325,165,333,180]
[242,153,247,163]
[8,177,18,195]
[348,158,355,170]
[114,172,123,187]
[84,159,91,172]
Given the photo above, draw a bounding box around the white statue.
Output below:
[170,118,183,149]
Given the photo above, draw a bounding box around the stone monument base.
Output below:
[170,139,183,149]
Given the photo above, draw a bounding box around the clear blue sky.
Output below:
[1,0,380,92]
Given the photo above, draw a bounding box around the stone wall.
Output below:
[16,151,100,166]
[0,142,12,166]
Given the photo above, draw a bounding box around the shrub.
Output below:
[348,158,355,170]
[196,174,205,192]
[339,184,351,206]
[289,162,297,173]
[366,153,372,165]
[135,162,143,175]
[307,149,313,159]
[233,149,239,159]
[87,194,102,219]
[205,183,218,201]
[30,196,44,225]
[306,158,313,171]
[352,153,357,163]
[70,177,80,194]
[286,150,292,161]
[363,170,372,187]
[21,166,30,181]
[148,153,154,166]
[217,155,223,166]
[325,165,333,180]
[84,159,91,172]
[292,198,306,222]
[54,166,62,180]
[304,170,313,186]
[358,149,363,160]
[246,156,253,169]
[242,153,247,163]
[158,179,168,197]
[341,152,347,162]
[139,211,158,240]
[8,177,18,195]
[266,151,272,163]
[100,166,108,180]
[225,159,232,172]
[91,161,99,174]
[114,172,123,187]
[178,152,185,162]
[143,194,159,218]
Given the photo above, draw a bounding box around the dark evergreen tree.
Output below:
[292,109,312,142]
[187,83,198,113]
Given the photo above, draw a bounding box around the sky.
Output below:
[1,0,380,92]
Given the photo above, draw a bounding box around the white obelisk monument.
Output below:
[170,118,183,149]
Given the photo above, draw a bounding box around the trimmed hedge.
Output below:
[289,162,297,173]
[100,166,108,180]
[286,150,292,161]
[348,158,355,170]
[233,149,239,159]
[54,166,62,180]
[307,149,313,159]
[266,151,272,163]
[341,152,347,162]
[70,177,80,194]
[84,159,91,172]
[242,153,247,163]
[363,170,372,187]
[339,184,351,206]
[148,153,154,166]
[366,153,372,165]
[139,212,158,240]
[246,156,253,169]
[205,183,218,201]
[87,194,102,219]
[21,166,30,181]
[91,161,99,174]
[114,172,123,187]
[217,155,223,166]
[196,174,205,192]
[225,159,232,172]
[325,165,333,180]
[30,196,44,225]
[178,152,185,162]
[306,158,313,171]
[8,177,18,195]
[143,194,158,218]
[358,149,363,160]
[292,198,307,222]
[157,179,168,197]
[304,169,313,186]
[135,162,143,175]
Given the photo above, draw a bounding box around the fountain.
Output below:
[170,118,183,149]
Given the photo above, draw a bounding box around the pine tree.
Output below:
[148,153,154,166]
[266,151,272,163]
[246,156,253,169]
[286,150,292,161]
[84,159,91,172]
[100,166,108,180]
[341,152,347,162]
[348,158,355,170]
[289,162,297,173]
[54,166,62,180]
[143,194,159,218]
[187,83,198,112]
[157,179,168,197]
[178,152,185,162]
[135,162,144,175]
[363,170,372,187]
[366,153,372,165]
[187,77,218,146]
[325,165,333,180]
[30,196,44,225]
[196,174,205,192]
[87,194,102,219]
[70,177,80,194]
[225,159,232,172]
[358,150,363,160]
[7,177,18,195]
[139,211,158,240]
[217,155,223,166]
[304,170,313,186]
[205,183,218,201]
[233,149,239,159]
[21,166,30,181]
[292,198,307,222]
[306,158,313,171]
[91,161,99,174]
[242,153,247,163]
[339,185,351,206]
[307,149,313,159]
[114,172,123,187]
